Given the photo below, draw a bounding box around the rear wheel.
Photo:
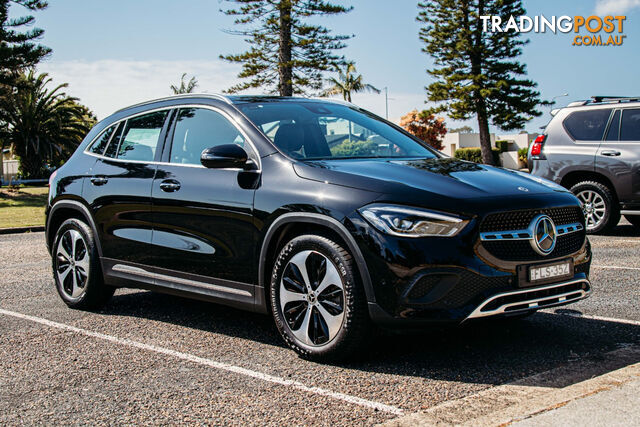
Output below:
[625,215,640,229]
[52,218,114,309]
[270,234,370,361]
[571,181,619,234]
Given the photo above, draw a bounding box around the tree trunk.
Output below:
[278,1,293,96]
[476,98,494,165]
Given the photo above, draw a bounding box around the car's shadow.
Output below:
[599,220,640,237]
[99,290,640,389]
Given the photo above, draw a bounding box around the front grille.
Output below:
[480,206,584,233]
[480,206,586,261]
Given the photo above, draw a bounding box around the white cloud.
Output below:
[595,0,640,15]
[36,59,468,129]
[38,59,241,120]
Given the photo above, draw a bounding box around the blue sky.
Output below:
[15,0,640,132]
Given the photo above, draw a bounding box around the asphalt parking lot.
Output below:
[1,222,639,425]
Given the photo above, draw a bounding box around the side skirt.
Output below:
[101,258,266,313]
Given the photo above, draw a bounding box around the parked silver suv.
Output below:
[529,96,640,234]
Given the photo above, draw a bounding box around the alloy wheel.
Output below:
[279,250,345,346]
[576,190,606,231]
[56,229,90,300]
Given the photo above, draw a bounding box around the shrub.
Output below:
[495,140,510,153]
[454,147,501,166]
[518,147,529,168]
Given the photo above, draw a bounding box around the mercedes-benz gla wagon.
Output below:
[46,95,592,361]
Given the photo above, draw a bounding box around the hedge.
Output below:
[495,140,510,153]
[454,147,501,166]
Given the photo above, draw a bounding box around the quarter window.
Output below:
[89,125,117,155]
[620,109,640,141]
[169,108,249,165]
[563,109,612,141]
[104,122,125,158]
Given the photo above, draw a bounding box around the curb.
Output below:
[382,345,640,426]
[0,226,45,235]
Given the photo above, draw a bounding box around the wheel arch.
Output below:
[560,171,618,202]
[258,213,375,306]
[46,200,102,257]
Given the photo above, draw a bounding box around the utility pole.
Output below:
[384,87,389,119]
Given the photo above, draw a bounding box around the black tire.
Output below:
[624,215,640,229]
[270,234,370,362]
[52,218,114,309]
[570,181,620,234]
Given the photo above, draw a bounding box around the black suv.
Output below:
[529,96,640,234]
[46,95,591,360]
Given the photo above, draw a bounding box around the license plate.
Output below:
[529,261,571,282]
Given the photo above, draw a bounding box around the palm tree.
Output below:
[322,62,380,102]
[171,73,198,94]
[0,71,95,179]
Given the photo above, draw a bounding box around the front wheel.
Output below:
[52,218,114,309]
[270,234,370,362]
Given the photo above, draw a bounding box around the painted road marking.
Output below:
[0,308,403,416]
[552,311,640,326]
[592,265,640,271]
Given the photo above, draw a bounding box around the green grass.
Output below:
[0,186,48,229]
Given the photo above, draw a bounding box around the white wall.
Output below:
[2,160,18,182]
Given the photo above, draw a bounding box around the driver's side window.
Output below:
[170,108,249,165]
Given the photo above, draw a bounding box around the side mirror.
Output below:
[200,144,252,169]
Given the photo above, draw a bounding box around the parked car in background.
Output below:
[46,94,591,361]
[529,96,640,234]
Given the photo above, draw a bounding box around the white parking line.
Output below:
[590,239,640,244]
[592,265,640,271]
[0,308,403,416]
[552,312,640,326]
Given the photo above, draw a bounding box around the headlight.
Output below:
[358,204,469,238]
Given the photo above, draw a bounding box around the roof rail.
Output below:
[589,96,640,104]
[113,93,232,114]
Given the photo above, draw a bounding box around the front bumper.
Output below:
[346,206,591,325]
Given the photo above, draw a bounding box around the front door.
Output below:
[150,106,260,296]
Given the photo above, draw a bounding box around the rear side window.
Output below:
[117,111,168,161]
[563,109,612,141]
[621,108,640,141]
[89,124,117,155]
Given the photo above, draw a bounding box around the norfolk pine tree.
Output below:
[0,0,50,85]
[220,0,352,96]
[417,0,547,165]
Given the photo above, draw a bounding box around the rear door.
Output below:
[596,108,640,203]
[149,106,260,300]
[83,109,171,266]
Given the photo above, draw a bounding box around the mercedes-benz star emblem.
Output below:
[530,214,556,256]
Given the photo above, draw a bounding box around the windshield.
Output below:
[237,101,439,160]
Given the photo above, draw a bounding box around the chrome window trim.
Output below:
[84,104,262,172]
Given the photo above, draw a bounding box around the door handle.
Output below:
[601,150,621,157]
[90,176,108,186]
[159,180,181,192]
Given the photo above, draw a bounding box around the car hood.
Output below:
[293,157,567,199]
